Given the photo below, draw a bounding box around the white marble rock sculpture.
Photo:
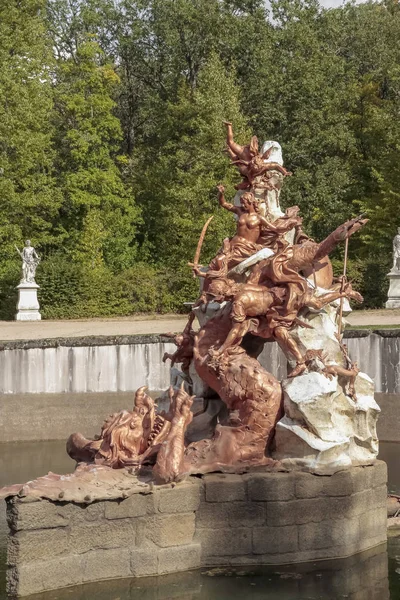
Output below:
[274,293,380,473]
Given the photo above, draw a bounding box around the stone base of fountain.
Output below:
[4,461,387,597]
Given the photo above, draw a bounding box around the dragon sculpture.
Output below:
[68,121,369,483]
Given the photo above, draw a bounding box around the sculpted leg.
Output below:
[214,320,248,355]
[305,284,363,310]
[273,326,307,377]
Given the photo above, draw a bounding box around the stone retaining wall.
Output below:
[1,329,399,395]
[5,461,387,597]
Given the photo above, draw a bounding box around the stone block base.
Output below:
[386,271,400,308]
[15,283,41,321]
[385,299,400,308]
[5,462,387,596]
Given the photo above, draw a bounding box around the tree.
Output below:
[133,53,250,273]
[0,0,61,318]
[53,39,140,272]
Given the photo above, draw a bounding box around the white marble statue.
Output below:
[16,240,40,284]
[392,227,400,272]
[386,227,400,308]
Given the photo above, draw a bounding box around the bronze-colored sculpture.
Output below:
[67,387,170,467]
[224,121,291,191]
[161,328,195,373]
[68,121,371,483]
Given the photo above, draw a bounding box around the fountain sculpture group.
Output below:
[1,123,387,598]
[66,122,380,481]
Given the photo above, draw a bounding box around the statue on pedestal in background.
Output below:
[15,240,40,284]
[386,227,400,308]
[391,227,400,272]
[15,240,41,321]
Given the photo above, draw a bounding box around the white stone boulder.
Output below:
[274,371,380,474]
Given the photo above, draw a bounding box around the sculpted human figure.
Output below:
[223,120,258,164]
[392,227,400,271]
[16,240,40,283]
[215,185,300,269]
[161,328,195,373]
[206,267,362,377]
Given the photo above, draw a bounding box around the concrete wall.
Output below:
[375,393,400,442]
[5,461,387,597]
[1,331,399,443]
[0,392,140,443]
[0,336,175,394]
[345,331,400,394]
[0,330,399,395]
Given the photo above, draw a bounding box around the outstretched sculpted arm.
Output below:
[305,283,363,310]
[258,162,292,178]
[259,213,301,235]
[217,184,240,215]
[223,121,245,159]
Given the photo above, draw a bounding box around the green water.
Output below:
[0,440,399,599]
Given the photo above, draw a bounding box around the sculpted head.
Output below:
[25,240,31,247]
[240,192,259,211]
[206,278,234,302]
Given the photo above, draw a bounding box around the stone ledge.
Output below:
[0,334,168,352]
[343,329,400,339]
[195,527,252,557]
[246,472,297,502]
[2,328,398,352]
[157,480,202,514]
[204,474,247,502]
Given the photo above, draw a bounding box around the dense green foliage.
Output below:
[1,0,400,318]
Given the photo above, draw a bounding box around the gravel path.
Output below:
[0,309,400,342]
[0,315,188,341]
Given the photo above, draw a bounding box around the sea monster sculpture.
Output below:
[67,387,170,467]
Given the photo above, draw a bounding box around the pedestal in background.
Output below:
[385,270,400,308]
[15,282,41,321]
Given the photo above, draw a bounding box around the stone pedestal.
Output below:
[385,270,400,308]
[15,282,41,321]
[3,462,388,597]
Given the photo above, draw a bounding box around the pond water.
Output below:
[0,440,399,600]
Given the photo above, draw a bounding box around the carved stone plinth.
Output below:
[385,270,400,309]
[2,463,388,597]
[15,282,41,321]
